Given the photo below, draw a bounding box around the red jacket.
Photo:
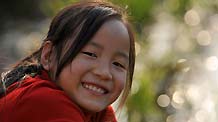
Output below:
[0,71,117,122]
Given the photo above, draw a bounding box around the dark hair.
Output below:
[0,1,135,110]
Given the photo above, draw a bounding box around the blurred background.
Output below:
[1,0,218,122]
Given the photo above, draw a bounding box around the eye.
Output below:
[82,51,97,58]
[113,62,126,69]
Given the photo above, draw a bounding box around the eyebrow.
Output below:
[116,51,129,61]
[89,41,129,60]
[88,41,103,49]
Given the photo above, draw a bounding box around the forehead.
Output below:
[89,19,130,55]
[101,19,130,42]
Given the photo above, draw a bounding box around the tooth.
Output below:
[90,86,94,91]
[97,88,101,92]
[82,83,106,94]
[93,87,97,91]
[96,88,100,92]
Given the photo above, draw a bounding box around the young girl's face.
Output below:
[57,19,130,112]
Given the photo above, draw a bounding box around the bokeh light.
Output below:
[166,114,176,122]
[184,9,200,26]
[196,30,211,46]
[195,110,207,122]
[157,94,170,107]
[172,91,184,104]
[205,56,218,71]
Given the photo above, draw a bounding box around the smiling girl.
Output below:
[0,1,135,122]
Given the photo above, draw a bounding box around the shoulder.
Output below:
[8,76,85,122]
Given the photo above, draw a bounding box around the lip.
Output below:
[81,81,110,94]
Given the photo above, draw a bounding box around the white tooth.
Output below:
[91,86,95,90]
[83,83,105,94]
[97,88,101,92]
[92,87,95,91]
[90,85,94,91]
[98,88,104,93]
[88,85,92,89]
[99,89,103,93]
[93,87,97,91]
[96,88,100,92]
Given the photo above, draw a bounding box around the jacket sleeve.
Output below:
[13,81,85,122]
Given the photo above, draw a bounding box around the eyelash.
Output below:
[113,62,125,69]
[82,51,97,58]
[82,51,126,69]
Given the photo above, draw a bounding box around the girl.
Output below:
[0,1,135,122]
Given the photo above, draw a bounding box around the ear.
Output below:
[40,41,53,71]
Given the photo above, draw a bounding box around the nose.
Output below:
[92,62,112,81]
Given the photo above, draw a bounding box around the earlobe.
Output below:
[40,41,53,71]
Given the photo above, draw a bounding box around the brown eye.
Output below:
[82,52,97,58]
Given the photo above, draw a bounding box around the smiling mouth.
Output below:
[82,82,108,94]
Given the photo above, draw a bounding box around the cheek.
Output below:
[110,73,126,103]
[114,72,127,92]
[69,62,89,77]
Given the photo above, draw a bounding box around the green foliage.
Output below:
[126,60,173,121]
[39,0,79,17]
[110,0,154,27]
[160,0,192,21]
